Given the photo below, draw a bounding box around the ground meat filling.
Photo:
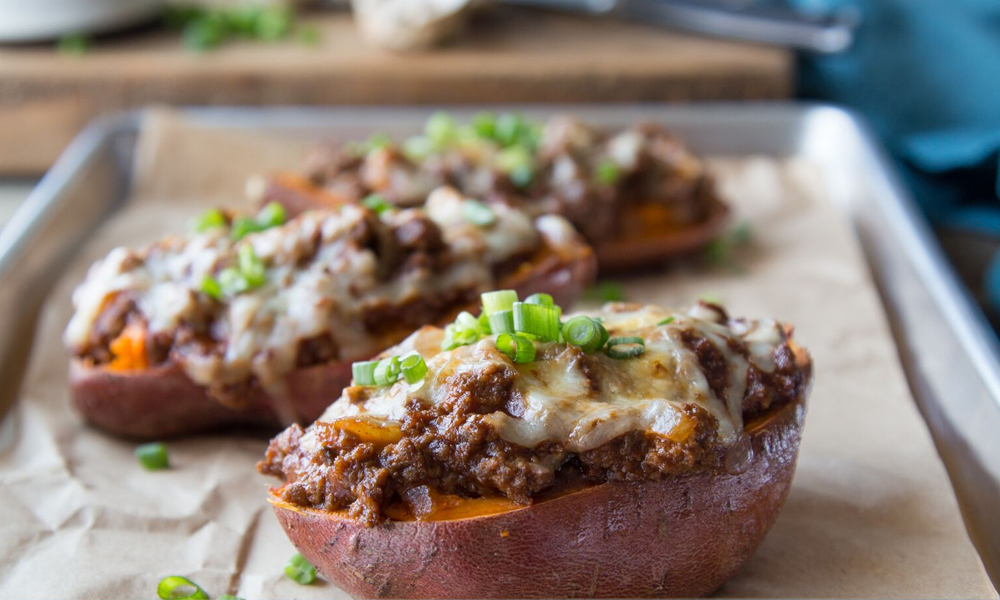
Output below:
[260,312,810,525]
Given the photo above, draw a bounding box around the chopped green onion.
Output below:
[563,316,607,352]
[471,112,497,139]
[594,158,622,185]
[200,275,223,300]
[284,553,317,585]
[237,244,266,288]
[257,201,287,228]
[583,281,625,302]
[230,216,262,241]
[136,442,169,470]
[524,293,554,307]
[403,136,435,161]
[363,194,392,216]
[456,311,481,332]
[425,111,457,148]
[481,290,519,315]
[373,356,401,387]
[497,333,536,363]
[442,323,480,351]
[657,316,676,326]
[478,311,492,334]
[513,301,561,341]
[217,267,249,297]
[597,320,610,349]
[157,576,208,599]
[606,336,645,359]
[352,360,379,386]
[497,146,534,188]
[488,309,515,335]
[193,208,227,232]
[462,200,497,227]
[400,353,428,384]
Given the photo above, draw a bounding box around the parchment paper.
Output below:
[0,110,994,599]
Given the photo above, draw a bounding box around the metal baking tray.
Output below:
[0,104,997,586]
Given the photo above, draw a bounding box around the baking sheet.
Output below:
[0,108,995,598]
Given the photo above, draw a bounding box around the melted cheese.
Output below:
[64,188,556,395]
[316,304,789,452]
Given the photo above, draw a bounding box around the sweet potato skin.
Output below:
[271,401,805,599]
[68,238,596,439]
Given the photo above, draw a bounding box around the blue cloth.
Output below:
[789,0,1000,310]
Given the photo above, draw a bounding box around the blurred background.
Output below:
[0,0,997,329]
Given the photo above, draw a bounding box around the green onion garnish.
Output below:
[373,356,401,387]
[403,135,435,160]
[497,333,536,364]
[513,301,561,341]
[352,360,379,386]
[657,316,676,326]
[217,267,248,297]
[426,111,457,148]
[497,145,534,188]
[200,275,223,300]
[156,576,208,599]
[230,216,261,241]
[193,208,227,232]
[594,158,622,185]
[237,244,266,288]
[488,309,515,334]
[462,199,497,227]
[284,553,317,585]
[456,311,480,332]
[136,442,169,470]
[478,311,492,335]
[563,316,607,353]
[524,293,554,307]
[400,352,428,384]
[583,281,625,302]
[481,290,519,315]
[257,201,287,228]
[606,336,645,359]
[362,194,392,216]
[471,112,497,139]
[442,323,481,351]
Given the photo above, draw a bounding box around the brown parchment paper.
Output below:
[0,110,995,599]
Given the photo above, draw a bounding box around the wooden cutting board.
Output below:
[0,6,792,175]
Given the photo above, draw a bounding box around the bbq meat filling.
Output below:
[64,186,580,405]
[260,302,812,525]
[280,116,724,246]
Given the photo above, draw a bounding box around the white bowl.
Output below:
[0,0,165,42]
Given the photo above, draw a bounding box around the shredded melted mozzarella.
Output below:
[64,189,558,395]
[316,304,789,452]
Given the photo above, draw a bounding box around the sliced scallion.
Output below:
[481,290,518,315]
[237,244,266,288]
[442,323,480,351]
[606,336,645,359]
[425,111,457,148]
[362,194,392,216]
[563,316,606,352]
[284,553,317,585]
[524,292,554,307]
[230,216,262,241]
[217,267,249,297]
[200,275,222,300]
[456,311,481,332]
[478,311,492,335]
[193,208,227,232]
[352,360,379,386]
[497,333,536,364]
[400,352,428,384]
[462,199,497,227]
[373,356,401,387]
[257,201,287,228]
[513,301,561,341]
[594,158,622,185]
[156,576,208,599]
[136,442,169,470]
[657,316,676,326]
[488,309,515,335]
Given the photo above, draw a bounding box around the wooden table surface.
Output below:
[0,6,792,176]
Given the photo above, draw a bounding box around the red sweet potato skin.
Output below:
[272,401,805,599]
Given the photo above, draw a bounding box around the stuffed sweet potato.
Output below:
[260,293,812,598]
[253,113,730,272]
[65,188,596,439]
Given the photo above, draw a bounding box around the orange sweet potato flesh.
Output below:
[263,173,730,273]
[270,400,805,599]
[69,234,596,440]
